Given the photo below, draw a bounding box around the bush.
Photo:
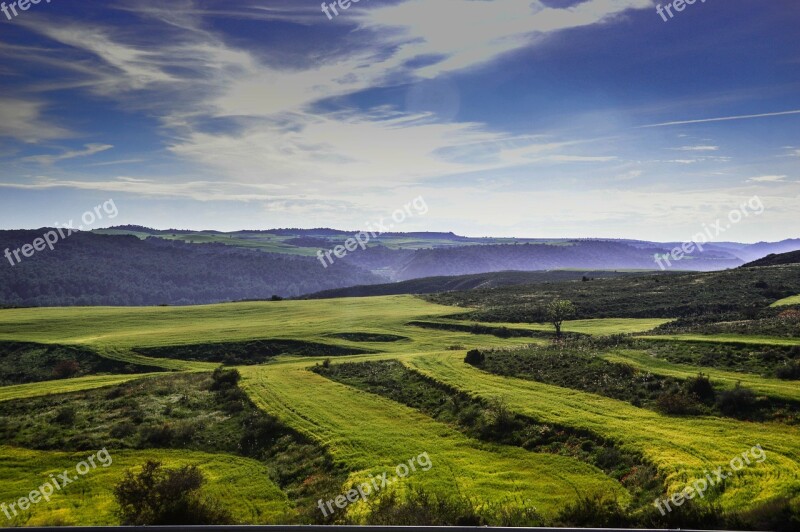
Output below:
[683,373,716,404]
[210,367,241,391]
[53,360,81,379]
[464,349,485,366]
[114,460,234,525]
[53,405,77,425]
[775,360,800,380]
[138,423,174,446]
[656,391,699,415]
[555,495,630,528]
[716,383,757,417]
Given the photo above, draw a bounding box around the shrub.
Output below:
[464,349,485,366]
[555,495,630,528]
[775,360,800,380]
[114,460,234,525]
[53,405,77,425]
[655,391,699,415]
[716,383,757,417]
[683,373,716,404]
[110,421,137,439]
[53,360,81,379]
[210,367,240,391]
[138,423,174,446]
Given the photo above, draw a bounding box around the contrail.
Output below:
[638,109,800,128]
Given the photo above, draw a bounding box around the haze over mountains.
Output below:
[1,226,799,307]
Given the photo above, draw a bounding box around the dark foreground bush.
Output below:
[555,495,630,528]
[716,383,757,417]
[344,487,544,526]
[114,460,235,525]
[464,349,485,366]
[776,360,800,380]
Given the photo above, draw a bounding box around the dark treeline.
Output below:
[0,231,379,306]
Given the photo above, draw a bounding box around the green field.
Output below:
[637,333,800,347]
[0,447,291,526]
[1,295,798,526]
[772,294,800,307]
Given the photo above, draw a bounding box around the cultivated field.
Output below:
[1,294,798,527]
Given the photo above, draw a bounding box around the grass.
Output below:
[1,295,798,523]
[0,447,291,526]
[771,294,800,307]
[0,373,163,403]
[436,318,674,336]
[638,334,800,347]
[238,360,628,519]
[405,351,800,512]
[600,349,800,403]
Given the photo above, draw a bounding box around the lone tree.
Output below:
[546,299,576,338]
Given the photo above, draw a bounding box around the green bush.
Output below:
[114,460,235,525]
[716,383,757,417]
[464,349,485,366]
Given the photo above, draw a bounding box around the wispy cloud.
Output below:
[0,98,73,142]
[747,175,787,183]
[23,144,114,165]
[671,145,719,152]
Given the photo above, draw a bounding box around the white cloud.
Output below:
[671,145,719,151]
[0,98,72,142]
[747,175,787,183]
[23,144,114,165]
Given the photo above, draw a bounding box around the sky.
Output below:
[0,0,798,241]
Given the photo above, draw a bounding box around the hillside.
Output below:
[426,264,800,322]
[744,250,800,267]
[101,226,800,278]
[305,270,651,299]
[3,227,800,307]
[0,231,380,307]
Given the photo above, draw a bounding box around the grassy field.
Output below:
[405,351,800,510]
[637,333,800,347]
[771,294,800,307]
[599,349,800,402]
[0,447,291,526]
[432,317,674,335]
[1,295,798,525]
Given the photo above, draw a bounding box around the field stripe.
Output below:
[0,373,162,403]
[406,350,800,511]
[0,446,291,526]
[771,294,800,307]
[239,361,629,516]
[600,349,800,402]
[637,334,800,347]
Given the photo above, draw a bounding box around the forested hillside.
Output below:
[0,231,379,306]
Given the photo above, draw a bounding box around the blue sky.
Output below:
[0,0,798,241]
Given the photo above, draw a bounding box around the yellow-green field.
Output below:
[0,448,291,526]
[771,294,800,307]
[1,295,798,525]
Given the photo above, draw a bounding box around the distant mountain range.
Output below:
[1,226,798,306]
